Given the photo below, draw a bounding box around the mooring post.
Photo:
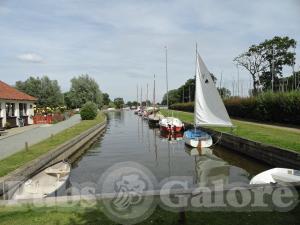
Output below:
[25,142,29,151]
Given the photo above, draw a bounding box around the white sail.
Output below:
[194,53,233,127]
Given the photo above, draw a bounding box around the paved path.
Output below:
[0,114,81,160]
[233,119,300,134]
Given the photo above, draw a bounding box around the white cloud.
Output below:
[17,53,43,63]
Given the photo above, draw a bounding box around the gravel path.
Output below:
[0,115,81,160]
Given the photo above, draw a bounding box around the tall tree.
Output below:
[15,76,64,107]
[102,93,110,106]
[234,36,296,94]
[68,75,103,108]
[114,98,124,109]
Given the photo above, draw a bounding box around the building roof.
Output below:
[0,80,37,101]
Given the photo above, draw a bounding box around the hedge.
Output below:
[169,91,300,125]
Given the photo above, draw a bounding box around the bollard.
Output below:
[25,142,29,151]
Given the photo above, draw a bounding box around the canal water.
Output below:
[68,111,270,193]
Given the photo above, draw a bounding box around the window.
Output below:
[6,103,15,117]
[19,103,27,116]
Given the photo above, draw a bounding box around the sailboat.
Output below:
[184,50,233,148]
[159,46,184,133]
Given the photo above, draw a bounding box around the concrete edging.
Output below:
[0,117,107,196]
[202,127,300,169]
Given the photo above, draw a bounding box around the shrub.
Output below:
[80,102,98,120]
[169,91,300,125]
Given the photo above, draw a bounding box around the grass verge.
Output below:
[161,109,300,151]
[0,203,299,225]
[0,113,106,178]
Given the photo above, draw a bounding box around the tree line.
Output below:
[161,36,298,105]
[15,74,125,109]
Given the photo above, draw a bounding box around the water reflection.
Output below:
[69,111,270,192]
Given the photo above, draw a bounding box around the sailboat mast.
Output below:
[136,84,138,108]
[140,87,143,108]
[165,46,169,109]
[194,43,198,129]
[146,83,149,108]
[153,74,156,115]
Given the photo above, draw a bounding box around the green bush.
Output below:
[169,91,300,125]
[169,102,194,112]
[80,102,98,120]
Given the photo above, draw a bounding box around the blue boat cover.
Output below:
[184,129,209,139]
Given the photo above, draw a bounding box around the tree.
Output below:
[258,36,296,91]
[217,87,231,99]
[234,36,296,94]
[80,102,98,120]
[15,76,64,107]
[114,98,124,109]
[68,74,103,108]
[102,93,110,106]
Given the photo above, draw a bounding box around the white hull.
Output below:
[12,161,71,200]
[183,135,213,148]
[250,168,300,185]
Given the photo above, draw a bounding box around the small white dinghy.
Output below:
[250,168,300,185]
[12,161,71,200]
[184,50,233,148]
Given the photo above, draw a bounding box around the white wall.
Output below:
[0,102,5,127]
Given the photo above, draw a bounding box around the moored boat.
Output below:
[159,117,184,133]
[250,168,300,185]
[184,48,233,148]
[12,161,71,200]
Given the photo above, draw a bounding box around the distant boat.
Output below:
[250,168,300,185]
[12,161,71,200]
[184,49,233,148]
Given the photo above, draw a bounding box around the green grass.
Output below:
[0,203,299,225]
[0,113,106,178]
[161,109,300,151]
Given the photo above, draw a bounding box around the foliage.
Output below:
[169,102,194,112]
[217,87,231,99]
[225,91,300,124]
[15,76,64,107]
[162,75,218,105]
[234,36,297,94]
[169,91,300,125]
[68,74,103,108]
[113,97,124,109]
[102,93,110,106]
[80,102,98,120]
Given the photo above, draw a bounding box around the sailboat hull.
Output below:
[183,130,213,148]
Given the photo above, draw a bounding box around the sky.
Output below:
[0,0,299,102]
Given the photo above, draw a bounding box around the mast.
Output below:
[165,46,169,109]
[136,84,138,108]
[153,74,156,115]
[140,86,143,108]
[146,83,149,108]
[194,43,198,128]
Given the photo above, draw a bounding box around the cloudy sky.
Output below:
[0,0,299,101]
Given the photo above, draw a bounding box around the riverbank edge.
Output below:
[0,116,107,197]
[200,126,300,169]
[161,109,300,168]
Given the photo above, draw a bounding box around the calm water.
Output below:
[68,111,270,193]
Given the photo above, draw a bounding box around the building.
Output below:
[0,80,37,128]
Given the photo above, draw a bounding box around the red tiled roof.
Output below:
[0,80,37,101]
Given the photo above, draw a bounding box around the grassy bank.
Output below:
[161,109,300,151]
[0,203,299,225]
[0,113,106,177]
